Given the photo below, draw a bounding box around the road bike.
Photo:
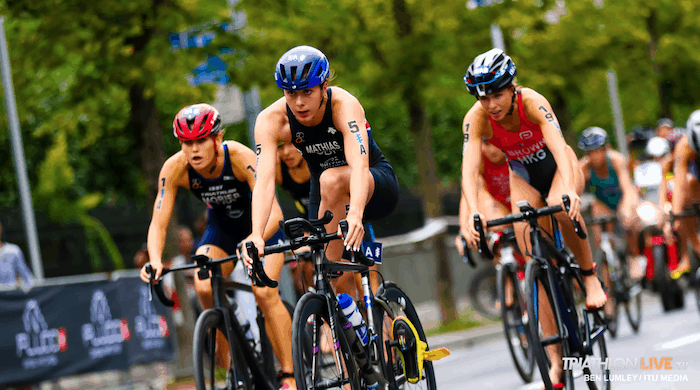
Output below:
[463,231,535,383]
[146,249,293,390]
[473,195,610,390]
[245,211,449,389]
[585,215,642,338]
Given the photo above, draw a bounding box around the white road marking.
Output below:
[655,333,700,350]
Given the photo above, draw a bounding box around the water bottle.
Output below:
[232,299,259,352]
[336,293,386,389]
[337,293,369,346]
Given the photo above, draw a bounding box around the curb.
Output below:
[426,323,504,351]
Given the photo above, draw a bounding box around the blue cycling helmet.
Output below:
[464,48,517,97]
[578,126,608,151]
[274,45,330,90]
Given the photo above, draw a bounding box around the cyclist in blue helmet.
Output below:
[241,44,400,358]
[577,127,644,303]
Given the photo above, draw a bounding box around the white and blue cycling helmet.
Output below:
[274,45,330,90]
[464,48,517,97]
[686,109,700,155]
[578,127,608,151]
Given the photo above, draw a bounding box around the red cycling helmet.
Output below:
[173,103,223,141]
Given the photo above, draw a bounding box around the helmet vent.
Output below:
[301,62,312,80]
[279,64,287,81]
[290,66,297,81]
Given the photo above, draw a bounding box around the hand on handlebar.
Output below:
[561,191,581,223]
[239,234,265,272]
[463,212,484,251]
[140,260,163,284]
[340,212,364,252]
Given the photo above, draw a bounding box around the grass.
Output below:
[424,307,500,337]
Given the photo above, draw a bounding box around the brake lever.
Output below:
[245,241,278,288]
[145,262,175,307]
[461,235,477,268]
[563,194,587,239]
[474,215,494,260]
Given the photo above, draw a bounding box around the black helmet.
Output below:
[464,49,517,97]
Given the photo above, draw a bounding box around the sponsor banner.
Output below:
[0,279,174,385]
[117,278,174,364]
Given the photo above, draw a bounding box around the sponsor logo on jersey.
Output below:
[327,127,337,135]
[191,178,201,189]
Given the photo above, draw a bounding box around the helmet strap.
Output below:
[506,88,517,116]
[209,134,218,174]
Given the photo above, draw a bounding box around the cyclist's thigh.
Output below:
[617,197,639,231]
[364,162,400,221]
[478,185,510,231]
[509,171,547,258]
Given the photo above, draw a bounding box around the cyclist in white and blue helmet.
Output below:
[460,48,606,390]
[668,109,700,279]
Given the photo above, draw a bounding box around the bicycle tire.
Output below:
[373,282,437,390]
[467,265,500,319]
[596,253,618,339]
[498,263,535,383]
[193,308,253,390]
[292,293,361,390]
[583,315,610,390]
[525,260,574,390]
[619,257,642,333]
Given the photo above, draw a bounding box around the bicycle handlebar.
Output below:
[460,235,477,267]
[472,195,586,257]
[145,262,175,308]
[669,204,700,223]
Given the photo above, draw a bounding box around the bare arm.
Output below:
[524,90,580,218]
[335,92,371,249]
[234,142,284,241]
[672,137,693,215]
[610,151,638,204]
[578,155,591,183]
[250,106,286,239]
[461,105,488,247]
[658,154,674,206]
[144,156,183,280]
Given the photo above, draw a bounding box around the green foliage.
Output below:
[0,0,242,271]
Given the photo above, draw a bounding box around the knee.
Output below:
[194,277,212,298]
[319,170,348,199]
[252,286,279,310]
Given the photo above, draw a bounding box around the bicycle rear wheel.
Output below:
[525,260,574,390]
[193,308,253,390]
[292,293,360,390]
[373,282,437,389]
[467,265,500,319]
[499,263,534,383]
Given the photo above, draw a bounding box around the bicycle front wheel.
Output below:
[193,308,253,390]
[292,293,360,390]
[373,282,437,390]
[525,260,574,390]
[499,263,534,383]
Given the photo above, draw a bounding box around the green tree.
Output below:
[1,0,241,270]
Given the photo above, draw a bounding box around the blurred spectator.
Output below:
[656,118,674,138]
[191,210,208,255]
[163,226,197,325]
[0,221,35,289]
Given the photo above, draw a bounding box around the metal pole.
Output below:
[606,69,628,158]
[0,17,44,280]
[490,23,505,51]
[243,87,261,147]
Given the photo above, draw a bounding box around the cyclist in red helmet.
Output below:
[139,103,296,389]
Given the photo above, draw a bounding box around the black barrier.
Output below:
[0,278,174,385]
